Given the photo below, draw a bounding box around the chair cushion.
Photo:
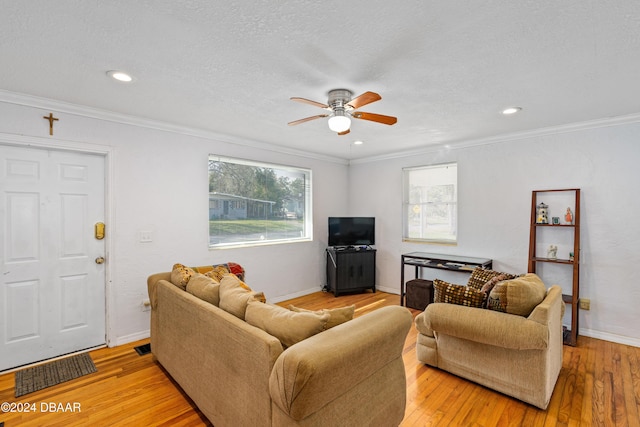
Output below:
[486,273,547,316]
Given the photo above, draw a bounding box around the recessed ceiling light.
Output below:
[502,107,522,115]
[107,70,134,83]
[353,140,364,145]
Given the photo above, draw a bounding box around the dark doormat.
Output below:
[15,352,97,397]
[134,343,151,355]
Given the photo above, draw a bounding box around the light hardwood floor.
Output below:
[1,291,639,426]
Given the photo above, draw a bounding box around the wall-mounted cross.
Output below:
[43,113,59,135]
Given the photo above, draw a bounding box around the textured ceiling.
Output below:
[2,1,640,160]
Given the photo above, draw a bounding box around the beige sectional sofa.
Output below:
[148,268,412,427]
[414,273,564,409]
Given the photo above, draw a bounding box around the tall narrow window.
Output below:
[403,163,457,244]
[209,155,312,248]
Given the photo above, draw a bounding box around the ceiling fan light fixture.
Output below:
[328,110,351,133]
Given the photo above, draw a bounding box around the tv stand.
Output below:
[326,247,376,296]
[334,245,372,251]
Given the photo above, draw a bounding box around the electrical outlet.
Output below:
[579,298,590,310]
[142,299,151,312]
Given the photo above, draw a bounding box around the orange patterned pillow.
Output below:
[170,263,196,290]
[203,266,230,282]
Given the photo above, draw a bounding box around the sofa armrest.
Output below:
[416,303,548,350]
[269,305,412,421]
[147,272,171,309]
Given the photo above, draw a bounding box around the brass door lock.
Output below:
[95,222,105,240]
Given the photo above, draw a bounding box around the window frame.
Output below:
[208,155,313,249]
[402,162,458,245]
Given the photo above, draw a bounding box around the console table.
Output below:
[400,252,493,306]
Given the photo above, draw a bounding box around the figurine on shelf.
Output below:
[547,245,558,260]
[536,202,549,224]
[565,207,573,225]
[569,252,575,262]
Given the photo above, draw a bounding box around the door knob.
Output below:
[95,257,105,264]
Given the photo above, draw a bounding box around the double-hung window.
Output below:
[402,163,457,244]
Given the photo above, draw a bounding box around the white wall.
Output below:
[3,95,639,348]
[349,122,640,347]
[0,98,349,346]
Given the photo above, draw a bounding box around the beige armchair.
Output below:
[414,283,564,409]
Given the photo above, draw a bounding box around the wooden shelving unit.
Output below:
[528,189,580,346]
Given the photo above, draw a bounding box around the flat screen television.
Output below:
[328,217,375,247]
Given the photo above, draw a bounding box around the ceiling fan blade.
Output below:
[290,97,329,109]
[288,114,329,126]
[337,129,350,136]
[347,91,381,109]
[352,111,397,125]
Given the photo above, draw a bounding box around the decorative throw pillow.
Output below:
[219,274,261,319]
[186,274,220,306]
[466,267,519,291]
[486,273,547,316]
[288,305,355,330]
[195,263,245,281]
[479,274,508,307]
[433,279,485,308]
[246,301,329,348]
[203,266,229,282]
[170,263,196,290]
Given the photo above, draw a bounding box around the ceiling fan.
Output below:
[288,89,397,135]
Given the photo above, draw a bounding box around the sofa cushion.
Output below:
[246,301,329,348]
[170,263,196,290]
[433,279,485,308]
[219,274,262,320]
[288,305,355,330]
[487,273,547,316]
[466,267,519,291]
[186,273,220,306]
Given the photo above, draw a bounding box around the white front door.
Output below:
[0,144,106,371]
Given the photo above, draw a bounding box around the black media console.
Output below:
[326,247,376,297]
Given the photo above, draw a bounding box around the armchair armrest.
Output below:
[269,305,412,421]
[416,303,548,350]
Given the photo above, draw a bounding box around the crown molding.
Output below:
[350,112,640,165]
[4,89,639,167]
[0,89,348,166]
